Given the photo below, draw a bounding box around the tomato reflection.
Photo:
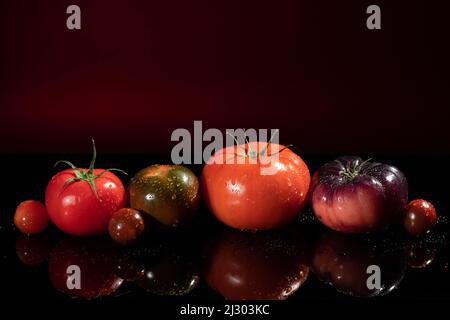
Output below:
[48,237,123,298]
[16,234,51,266]
[406,241,437,268]
[135,240,200,296]
[312,230,407,297]
[203,226,311,300]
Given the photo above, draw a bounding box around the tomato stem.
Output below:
[54,139,127,199]
[339,158,373,180]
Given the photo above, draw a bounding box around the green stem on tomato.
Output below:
[54,139,127,199]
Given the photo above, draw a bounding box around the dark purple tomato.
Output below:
[311,156,408,233]
[404,199,437,237]
[108,208,145,245]
[128,165,200,227]
[312,230,406,297]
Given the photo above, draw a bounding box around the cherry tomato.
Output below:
[108,208,145,245]
[201,142,310,230]
[203,228,310,300]
[128,165,200,227]
[48,237,123,298]
[45,141,126,236]
[404,199,437,236]
[14,200,49,235]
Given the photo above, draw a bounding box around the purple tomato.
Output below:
[311,156,408,233]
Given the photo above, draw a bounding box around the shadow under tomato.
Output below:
[48,236,123,298]
[202,225,311,300]
[311,230,407,297]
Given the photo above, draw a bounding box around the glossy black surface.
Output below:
[0,154,449,302]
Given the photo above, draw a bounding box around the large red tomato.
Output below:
[201,142,310,230]
[45,141,126,236]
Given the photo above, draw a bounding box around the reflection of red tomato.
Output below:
[15,234,51,266]
[203,228,310,300]
[202,142,310,230]
[312,231,406,297]
[48,237,123,298]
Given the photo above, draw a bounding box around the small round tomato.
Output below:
[404,199,437,236]
[201,142,310,230]
[45,140,127,236]
[14,200,49,235]
[128,165,200,227]
[108,208,145,245]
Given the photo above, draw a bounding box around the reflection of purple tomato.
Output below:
[48,237,123,298]
[312,231,406,297]
[15,234,51,266]
[311,156,408,233]
[203,227,310,300]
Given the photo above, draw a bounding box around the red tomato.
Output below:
[45,141,126,236]
[14,200,49,234]
[201,142,310,230]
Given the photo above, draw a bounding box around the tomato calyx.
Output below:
[226,130,292,159]
[338,158,372,181]
[54,139,127,198]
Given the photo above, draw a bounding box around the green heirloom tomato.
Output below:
[128,165,200,227]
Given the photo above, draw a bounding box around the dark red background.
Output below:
[0,0,447,155]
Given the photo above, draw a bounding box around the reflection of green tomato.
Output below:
[137,252,200,296]
[128,165,200,227]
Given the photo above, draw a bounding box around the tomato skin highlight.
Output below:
[14,200,49,235]
[201,142,310,230]
[45,169,126,236]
